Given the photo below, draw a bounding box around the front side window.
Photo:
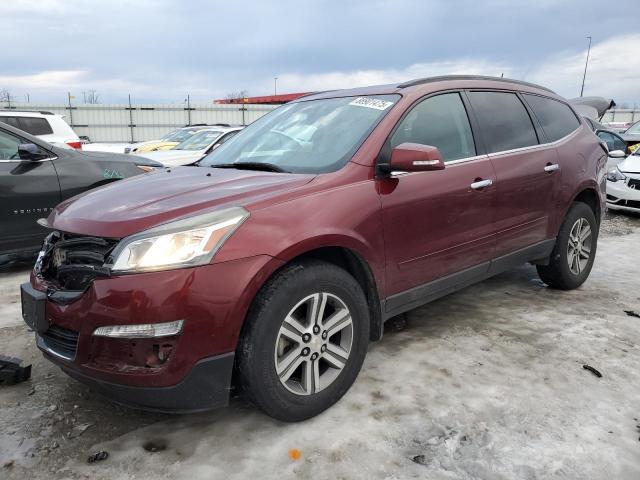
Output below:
[467,91,538,153]
[200,95,400,174]
[0,129,21,160]
[389,92,476,162]
[523,94,580,142]
[597,131,626,152]
[174,130,222,151]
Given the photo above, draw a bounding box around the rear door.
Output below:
[0,128,60,254]
[379,92,497,307]
[466,90,560,259]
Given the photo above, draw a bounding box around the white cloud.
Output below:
[1,34,639,105]
[527,34,640,103]
[277,60,514,92]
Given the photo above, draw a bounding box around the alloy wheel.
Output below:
[567,217,592,275]
[274,292,353,395]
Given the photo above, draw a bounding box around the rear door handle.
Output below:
[470,179,493,190]
[544,163,560,173]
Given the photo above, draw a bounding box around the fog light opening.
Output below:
[92,320,183,338]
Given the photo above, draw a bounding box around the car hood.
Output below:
[56,148,163,167]
[617,155,640,174]
[135,149,202,166]
[48,166,315,238]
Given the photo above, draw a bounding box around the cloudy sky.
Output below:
[1,0,638,105]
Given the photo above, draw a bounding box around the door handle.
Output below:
[544,163,560,173]
[470,179,493,190]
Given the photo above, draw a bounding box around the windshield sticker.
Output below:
[348,97,394,110]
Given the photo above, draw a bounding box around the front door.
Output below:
[0,129,60,255]
[378,92,497,310]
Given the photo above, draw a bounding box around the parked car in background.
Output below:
[21,76,605,421]
[606,149,640,214]
[0,110,82,149]
[621,119,640,153]
[602,121,632,134]
[126,124,235,154]
[0,122,162,265]
[583,116,630,169]
[136,126,242,166]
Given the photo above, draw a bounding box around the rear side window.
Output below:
[523,94,580,142]
[0,116,21,129]
[467,91,538,153]
[19,117,54,135]
[389,92,476,161]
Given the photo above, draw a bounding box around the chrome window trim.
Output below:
[487,124,582,159]
[0,156,57,163]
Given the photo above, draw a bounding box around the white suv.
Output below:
[0,110,82,149]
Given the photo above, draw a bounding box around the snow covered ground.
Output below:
[82,143,133,154]
[1,213,639,479]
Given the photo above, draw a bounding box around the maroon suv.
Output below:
[21,76,606,421]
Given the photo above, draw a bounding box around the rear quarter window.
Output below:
[19,117,54,135]
[523,94,580,142]
[467,91,539,153]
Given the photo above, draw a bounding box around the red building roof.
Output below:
[215,92,312,105]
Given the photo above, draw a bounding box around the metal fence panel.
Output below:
[0,102,278,143]
[601,109,640,124]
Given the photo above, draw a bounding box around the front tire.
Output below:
[236,260,370,421]
[537,202,598,290]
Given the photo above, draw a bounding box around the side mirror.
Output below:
[609,149,626,159]
[388,143,445,173]
[18,143,49,161]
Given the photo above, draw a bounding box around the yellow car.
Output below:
[127,125,230,154]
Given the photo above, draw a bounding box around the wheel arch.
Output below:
[237,240,385,346]
[571,186,602,226]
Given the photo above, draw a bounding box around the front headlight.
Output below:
[109,207,248,273]
[606,168,627,182]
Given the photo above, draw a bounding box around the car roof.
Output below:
[296,75,556,102]
[0,110,57,117]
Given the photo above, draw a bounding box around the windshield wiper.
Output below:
[210,162,289,173]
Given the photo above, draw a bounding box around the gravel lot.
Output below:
[1,213,639,480]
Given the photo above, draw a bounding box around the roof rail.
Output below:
[0,109,55,115]
[397,75,555,94]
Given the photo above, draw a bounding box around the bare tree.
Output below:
[224,90,250,102]
[0,89,11,103]
[83,89,100,104]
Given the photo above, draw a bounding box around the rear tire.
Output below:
[236,260,370,421]
[537,202,598,290]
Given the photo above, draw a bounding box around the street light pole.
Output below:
[274,77,278,96]
[580,36,592,97]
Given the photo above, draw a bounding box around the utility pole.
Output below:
[67,92,74,127]
[186,93,192,126]
[274,77,278,96]
[580,36,592,97]
[128,94,135,143]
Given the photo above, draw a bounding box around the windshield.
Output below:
[162,128,201,143]
[627,120,640,134]
[199,95,400,174]
[174,130,223,151]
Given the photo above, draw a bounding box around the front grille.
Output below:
[37,231,118,291]
[628,178,640,189]
[40,325,79,360]
[626,200,640,209]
